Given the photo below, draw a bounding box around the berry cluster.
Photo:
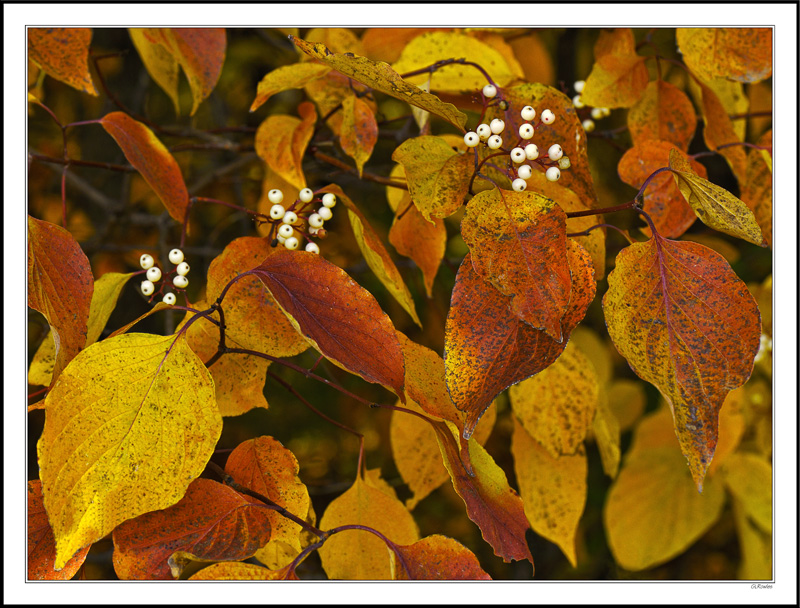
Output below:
[571,80,611,133]
[463,86,570,191]
[139,248,189,305]
[266,187,335,254]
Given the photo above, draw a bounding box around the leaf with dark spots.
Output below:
[392,535,492,579]
[28,28,97,95]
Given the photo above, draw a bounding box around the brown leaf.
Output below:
[99,112,189,222]
[28,28,97,95]
[445,241,596,438]
[255,101,317,190]
[112,478,272,579]
[391,535,492,580]
[580,28,649,108]
[28,480,90,580]
[627,79,698,151]
[250,62,331,112]
[291,35,467,130]
[251,248,406,400]
[339,93,378,176]
[603,235,761,489]
[677,28,772,84]
[462,189,571,340]
[27,216,93,383]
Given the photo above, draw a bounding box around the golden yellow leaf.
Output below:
[695,81,748,185]
[708,387,746,475]
[580,28,649,108]
[604,379,646,432]
[512,420,586,567]
[677,28,772,84]
[339,93,378,176]
[740,130,773,248]
[250,62,331,112]
[129,28,179,113]
[669,148,765,246]
[509,342,599,457]
[318,472,419,579]
[190,562,297,580]
[731,497,772,580]
[255,102,316,190]
[591,393,621,479]
[689,76,749,142]
[569,326,614,386]
[508,31,554,86]
[37,332,222,569]
[721,452,772,533]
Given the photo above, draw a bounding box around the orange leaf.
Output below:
[627,79,697,151]
[580,28,649,108]
[251,248,406,401]
[445,241,596,438]
[99,112,189,222]
[28,480,90,580]
[304,70,372,136]
[112,478,271,579]
[617,140,704,238]
[361,28,448,63]
[677,28,772,84]
[508,31,555,86]
[224,437,311,567]
[27,216,93,383]
[190,562,298,580]
[250,62,330,112]
[255,102,317,190]
[740,130,773,248]
[391,535,491,580]
[206,237,308,358]
[696,81,748,184]
[603,235,761,490]
[339,93,378,176]
[27,28,97,95]
[462,189,571,339]
[392,135,473,223]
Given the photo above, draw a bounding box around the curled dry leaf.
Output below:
[27,28,97,95]
[677,28,772,84]
[99,112,189,222]
[112,478,271,579]
[603,235,761,490]
[391,534,492,580]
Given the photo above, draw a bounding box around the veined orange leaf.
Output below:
[391,535,492,580]
[740,130,773,248]
[461,188,571,340]
[677,28,772,84]
[696,81,748,184]
[255,101,316,190]
[28,28,97,95]
[445,241,596,438]
[627,79,697,151]
[99,112,189,222]
[339,93,378,176]
[251,248,406,401]
[190,561,298,580]
[291,36,467,130]
[250,62,331,112]
[603,235,761,490]
[27,216,93,384]
[37,332,222,569]
[580,28,649,108]
[669,148,765,246]
[112,478,271,579]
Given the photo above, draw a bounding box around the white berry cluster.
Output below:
[139,248,189,305]
[571,80,611,133]
[267,187,334,254]
[463,99,569,191]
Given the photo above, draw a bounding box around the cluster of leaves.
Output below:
[27,27,772,581]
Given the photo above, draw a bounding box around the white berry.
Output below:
[518,123,534,139]
[141,280,155,296]
[546,166,561,182]
[490,119,505,134]
[168,249,184,265]
[548,144,564,161]
[464,131,480,148]
[173,275,189,289]
[599,107,611,118]
[591,107,604,120]
[305,242,320,254]
[267,189,284,204]
[540,109,555,125]
[317,206,333,221]
[308,213,324,228]
[573,95,585,109]
[277,235,286,244]
[524,144,539,160]
[282,211,298,225]
[284,236,299,250]
[574,80,586,94]
[176,262,190,276]
[146,267,162,282]
[278,224,294,238]
[322,193,337,208]
[512,178,527,192]
[139,254,154,270]
[299,188,314,203]
[487,134,503,150]
[558,156,571,170]
[521,106,536,121]
[517,164,532,179]
[476,124,491,140]
[582,118,596,133]
[510,147,526,163]
[482,84,497,98]
[162,292,176,305]
[269,204,286,220]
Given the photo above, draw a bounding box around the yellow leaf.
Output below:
[509,342,599,457]
[721,452,772,533]
[37,332,222,569]
[689,76,749,142]
[318,472,419,579]
[591,393,621,478]
[190,562,297,580]
[731,497,772,580]
[676,28,772,84]
[392,31,519,92]
[512,420,586,567]
[669,148,766,246]
[604,379,646,432]
[255,102,316,190]
[580,28,649,108]
[339,93,378,176]
[740,130,773,248]
[708,387,746,475]
[129,28,180,114]
[250,62,331,112]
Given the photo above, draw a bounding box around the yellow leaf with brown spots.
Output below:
[677,28,772,83]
